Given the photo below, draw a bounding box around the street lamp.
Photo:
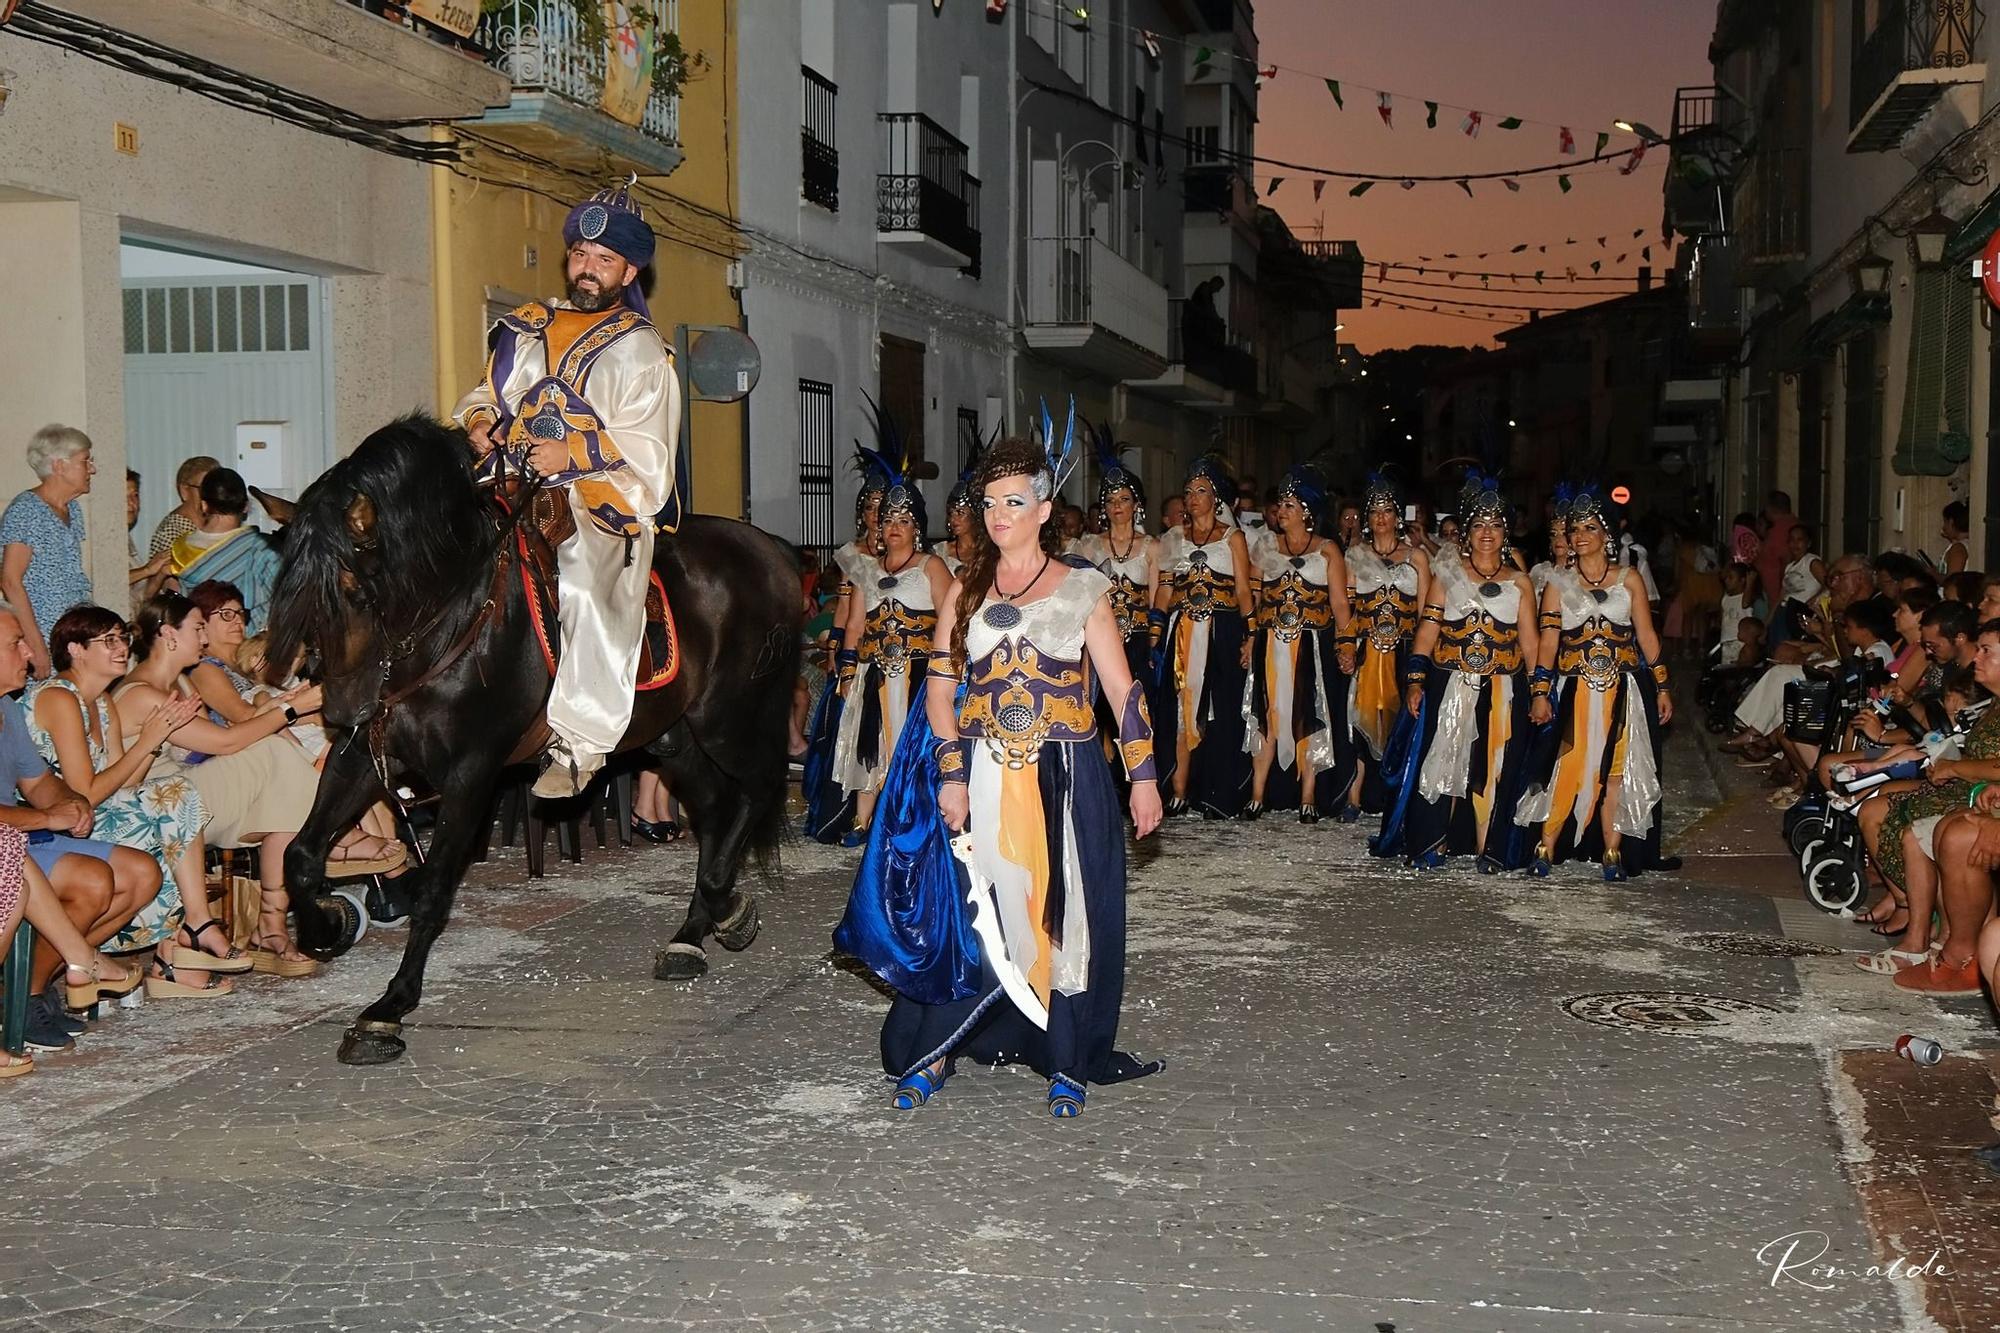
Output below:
[1613,119,1665,146]
[1907,208,1955,267]
[1851,248,1893,297]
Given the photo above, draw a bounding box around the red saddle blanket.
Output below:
[516,528,680,692]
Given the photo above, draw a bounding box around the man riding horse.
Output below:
[453,177,681,799]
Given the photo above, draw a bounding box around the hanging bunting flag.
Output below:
[1378,262,1388,281]
[1594,131,1610,156]
[1565,266,1578,279]
[1559,126,1576,155]
[1266,176,1284,196]
[1312,179,1326,201]
[1558,175,1573,192]
[1425,101,1439,129]
[1400,178,1417,190]
[1591,261,1603,273]
[1538,245,1548,253]
[1193,46,1214,79]
[1481,275,1491,288]
[1371,298,1382,307]
[1633,228,1646,238]
[1503,178,1522,192]
[1256,64,1278,90]
[1615,253,1627,263]
[1510,244,1528,253]
[1378,92,1394,128]
[1641,245,1652,261]
[1597,237,1607,247]
[1325,78,1343,108]
[1461,110,1483,138]
[987,0,1008,12]
[933,0,943,11]
[1619,143,1648,175]
[1534,271,1545,284]
[1497,117,1523,130]
[1138,29,1160,60]
[1348,180,1373,197]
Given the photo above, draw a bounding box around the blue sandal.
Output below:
[1048,1075,1086,1118]
[891,1064,948,1110]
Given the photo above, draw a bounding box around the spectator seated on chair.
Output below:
[26,604,248,997]
[115,592,325,979]
[0,601,153,1048]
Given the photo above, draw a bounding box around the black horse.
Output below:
[265,414,802,1065]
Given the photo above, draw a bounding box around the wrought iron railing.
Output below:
[1738,145,1808,263]
[477,0,681,145]
[1183,162,1247,216]
[1851,0,1984,130]
[802,66,839,211]
[876,112,982,272]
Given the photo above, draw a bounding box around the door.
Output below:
[1842,333,1881,553]
[878,334,927,473]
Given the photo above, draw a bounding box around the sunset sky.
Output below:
[1250,1,1715,352]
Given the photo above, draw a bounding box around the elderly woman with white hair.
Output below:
[1,425,98,678]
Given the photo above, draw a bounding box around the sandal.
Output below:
[63,958,142,1009]
[325,839,408,879]
[0,1051,32,1079]
[891,1062,948,1110]
[1854,947,1931,975]
[249,897,320,978]
[144,956,234,999]
[167,920,252,975]
[1048,1074,1087,1119]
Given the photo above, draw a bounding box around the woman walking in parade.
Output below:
[801,446,891,843]
[1515,485,1673,880]
[1153,455,1256,818]
[1373,473,1538,870]
[833,424,1163,1118]
[1243,464,1352,822]
[1342,475,1430,816]
[1073,425,1160,685]
[830,452,951,846]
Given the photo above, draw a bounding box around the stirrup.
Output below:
[1048,1075,1087,1119]
[891,1064,948,1110]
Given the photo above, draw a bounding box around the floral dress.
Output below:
[1876,706,2000,888]
[23,678,210,952]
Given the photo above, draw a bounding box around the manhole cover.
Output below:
[1563,991,1784,1036]
[1680,932,1843,958]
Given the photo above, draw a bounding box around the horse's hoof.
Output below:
[337,1020,406,1066]
[654,942,709,981]
[712,896,761,952]
[301,892,366,961]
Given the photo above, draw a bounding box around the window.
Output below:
[798,379,835,556]
[120,282,311,356]
[1187,124,1220,164]
[1819,0,1836,110]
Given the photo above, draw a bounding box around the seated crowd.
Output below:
[1704,521,2000,999]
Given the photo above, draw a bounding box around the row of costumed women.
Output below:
[803,422,1671,882]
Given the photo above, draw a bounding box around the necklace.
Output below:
[993,554,1052,602]
[1469,555,1504,580]
[1108,526,1138,563]
[1579,557,1615,587]
[1369,537,1401,561]
[876,549,919,588]
[1190,516,1222,546]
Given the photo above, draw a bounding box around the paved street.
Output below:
[1,729,1997,1332]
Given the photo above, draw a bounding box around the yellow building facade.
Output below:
[433,0,745,518]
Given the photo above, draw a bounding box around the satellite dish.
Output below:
[679,325,762,403]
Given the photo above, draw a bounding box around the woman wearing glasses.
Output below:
[24,604,245,995]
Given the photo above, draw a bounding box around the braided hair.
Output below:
[949,437,1066,671]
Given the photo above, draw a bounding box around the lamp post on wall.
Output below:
[1908,208,1955,267]
[1851,248,1893,298]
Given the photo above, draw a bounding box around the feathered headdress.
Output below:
[1031,396,1082,501]
[1557,481,1607,529]
[1457,469,1508,527]
[946,422,995,515]
[1183,452,1237,508]
[1091,419,1146,516]
[1361,469,1401,514]
[855,395,926,538]
[1275,462,1329,529]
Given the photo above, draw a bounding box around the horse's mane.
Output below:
[266,413,492,677]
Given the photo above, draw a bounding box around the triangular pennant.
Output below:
[1594,131,1609,156]
[1461,110,1483,138]
[1265,176,1284,196]
[1497,117,1523,130]
[1324,78,1343,108]
[1425,100,1439,129]
[1633,228,1646,238]
[1559,126,1576,155]
[1597,236,1607,247]
[1138,29,1161,60]
[1503,178,1522,192]
[1591,260,1603,273]
[1258,64,1278,81]
[1510,244,1528,253]
[1378,92,1394,128]
[1534,270,1544,284]
[1615,253,1627,263]
[1565,266,1578,279]
[1377,262,1387,280]
[1641,245,1651,261]
[1558,175,1573,192]
[1348,180,1373,197]
[1457,179,1472,198]
[1400,178,1417,190]
[1619,143,1649,175]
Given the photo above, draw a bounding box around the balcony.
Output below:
[1849,0,1985,152]
[876,113,982,273]
[1297,239,1367,308]
[1685,233,1741,337]
[1022,237,1170,380]
[1127,298,1256,409]
[1183,162,1254,223]
[469,0,683,177]
[1664,85,1743,237]
[801,66,838,212]
[40,0,511,121]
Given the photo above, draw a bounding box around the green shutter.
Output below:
[1894,268,1957,476]
[1937,278,1977,465]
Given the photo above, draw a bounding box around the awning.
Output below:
[1797,291,1891,362]
[1944,185,2000,267]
